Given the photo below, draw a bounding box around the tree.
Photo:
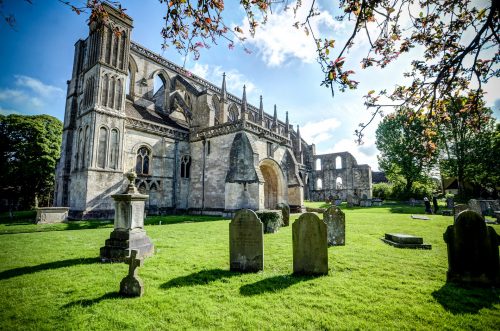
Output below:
[438,97,498,198]
[375,108,438,197]
[0,114,63,209]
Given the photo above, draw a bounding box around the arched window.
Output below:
[109,129,119,169]
[82,126,90,168]
[101,74,109,107]
[120,33,127,70]
[317,178,323,190]
[136,147,150,175]
[315,159,322,171]
[109,77,116,109]
[228,105,238,123]
[336,177,343,190]
[105,27,112,64]
[336,156,342,169]
[97,127,108,168]
[116,79,123,110]
[180,155,191,178]
[112,33,119,67]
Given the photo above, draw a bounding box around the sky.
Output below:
[0,0,499,172]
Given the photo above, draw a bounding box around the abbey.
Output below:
[54,4,372,219]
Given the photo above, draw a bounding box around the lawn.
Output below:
[0,204,499,330]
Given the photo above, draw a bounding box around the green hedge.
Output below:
[255,210,283,233]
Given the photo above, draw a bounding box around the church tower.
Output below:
[55,4,133,218]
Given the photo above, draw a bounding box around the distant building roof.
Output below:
[372,171,388,184]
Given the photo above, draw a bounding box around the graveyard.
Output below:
[1,203,499,330]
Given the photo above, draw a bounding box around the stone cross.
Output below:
[119,250,144,297]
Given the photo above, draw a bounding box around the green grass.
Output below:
[0,204,499,330]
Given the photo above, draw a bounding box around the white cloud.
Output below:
[238,0,345,67]
[189,62,259,99]
[0,88,45,109]
[300,117,341,144]
[14,75,64,98]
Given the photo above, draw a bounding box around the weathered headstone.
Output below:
[382,233,432,249]
[119,250,144,297]
[323,206,345,246]
[292,213,328,275]
[446,197,454,209]
[100,172,154,262]
[453,204,469,221]
[372,198,383,206]
[35,207,69,224]
[443,210,500,285]
[468,199,483,216]
[229,209,264,272]
[276,202,290,227]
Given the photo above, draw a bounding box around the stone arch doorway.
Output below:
[259,159,286,209]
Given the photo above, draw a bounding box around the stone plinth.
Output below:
[293,212,328,275]
[100,172,154,262]
[229,209,263,272]
[444,210,500,285]
[35,207,69,224]
[382,233,432,249]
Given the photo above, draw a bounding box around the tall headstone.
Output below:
[100,172,154,262]
[453,204,468,221]
[119,250,144,297]
[293,213,328,275]
[446,197,454,209]
[276,202,290,227]
[468,199,483,216]
[323,206,345,246]
[229,209,264,272]
[443,210,500,285]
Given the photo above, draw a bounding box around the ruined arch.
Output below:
[259,158,286,209]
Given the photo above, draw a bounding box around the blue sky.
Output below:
[1,0,499,171]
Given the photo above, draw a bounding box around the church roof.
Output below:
[124,101,188,132]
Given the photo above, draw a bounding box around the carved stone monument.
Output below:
[276,202,290,227]
[292,212,328,275]
[382,233,432,249]
[119,250,144,297]
[100,172,154,262]
[443,210,500,285]
[229,209,264,272]
[323,206,345,246]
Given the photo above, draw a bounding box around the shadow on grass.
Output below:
[64,220,113,230]
[432,282,500,314]
[160,269,239,289]
[239,274,316,296]
[0,257,101,280]
[63,292,121,308]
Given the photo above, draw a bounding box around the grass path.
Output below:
[0,206,499,330]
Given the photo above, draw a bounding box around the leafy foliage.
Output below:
[375,107,438,197]
[0,114,63,209]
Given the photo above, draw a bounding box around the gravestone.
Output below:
[35,207,69,224]
[468,199,483,216]
[323,206,345,246]
[372,198,383,206]
[100,172,155,262]
[446,197,454,209]
[119,250,144,297]
[229,209,264,272]
[276,202,290,227]
[453,204,469,221]
[443,210,500,285]
[382,233,432,249]
[292,213,328,275]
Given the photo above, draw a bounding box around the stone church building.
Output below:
[54,4,372,219]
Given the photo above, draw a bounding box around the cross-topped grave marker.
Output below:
[119,250,144,297]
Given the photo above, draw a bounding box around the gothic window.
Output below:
[212,96,221,125]
[267,142,273,157]
[180,155,191,178]
[75,127,83,169]
[136,147,151,175]
[315,159,322,171]
[120,33,127,70]
[97,127,108,168]
[336,156,342,169]
[228,105,238,123]
[117,33,123,69]
[336,177,343,190]
[116,79,123,110]
[105,27,112,64]
[112,33,119,67]
[82,125,90,168]
[109,76,116,109]
[109,129,119,169]
[101,74,109,107]
[317,178,323,190]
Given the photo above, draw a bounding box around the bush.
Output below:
[255,210,282,233]
[373,183,393,199]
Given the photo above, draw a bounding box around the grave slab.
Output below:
[382,233,432,249]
